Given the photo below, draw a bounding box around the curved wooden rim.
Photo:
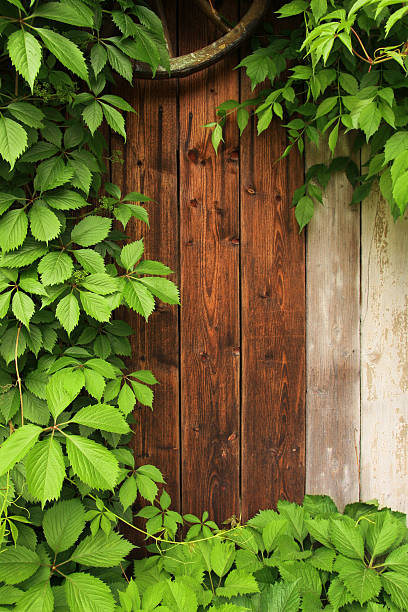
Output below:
[133,0,271,79]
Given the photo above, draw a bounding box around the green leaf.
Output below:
[311,0,327,20]
[310,546,336,571]
[14,581,54,612]
[257,107,273,135]
[366,511,402,559]
[66,434,119,490]
[0,240,46,268]
[385,5,408,36]
[263,518,288,551]
[384,543,408,574]
[119,475,137,511]
[121,240,144,270]
[36,28,88,81]
[117,383,136,415]
[7,102,44,129]
[132,26,161,75]
[0,291,11,318]
[65,573,115,612]
[327,576,354,608]
[216,570,259,598]
[33,0,94,27]
[80,273,118,295]
[43,499,85,553]
[0,424,42,476]
[72,530,133,567]
[44,189,87,211]
[0,209,28,252]
[359,102,381,140]
[328,121,339,153]
[56,293,80,335]
[393,171,408,214]
[7,30,42,92]
[21,142,58,163]
[84,368,105,401]
[162,580,197,612]
[91,44,107,76]
[210,540,235,577]
[100,102,126,139]
[330,517,364,559]
[34,157,72,193]
[276,0,308,17]
[131,380,153,407]
[212,124,223,154]
[25,437,65,506]
[12,291,35,328]
[0,546,40,585]
[82,101,103,136]
[135,473,157,501]
[139,277,179,304]
[71,216,112,247]
[295,196,314,230]
[79,291,112,322]
[38,251,73,286]
[29,202,61,242]
[74,249,105,273]
[135,260,172,275]
[72,403,130,434]
[261,581,300,612]
[381,572,408,609]
[315,97,337,119]
[106,44,133,82]
[46,369,84,420]
[0,117,27,168]
[384,132,408,163]
[124,279,155,319]
[334,556,381,604]
[237,108,249,135]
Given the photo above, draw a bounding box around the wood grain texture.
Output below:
[240,112,306,518]
[178,0,241,522]
[361,185,408,513]
[112,20,180,510]
[305,137,360,510]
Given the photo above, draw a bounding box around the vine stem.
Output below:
[14,323,23,426]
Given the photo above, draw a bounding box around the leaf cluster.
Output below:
[209,0,408,228]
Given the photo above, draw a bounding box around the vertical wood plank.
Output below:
[306,137,360,509]
[361,187,408,513]
[111,22,180,508]
[178,1,241,522]
[240,115,306,518]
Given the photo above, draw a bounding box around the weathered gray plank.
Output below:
[361,185,408,513]
[306,137,360,509]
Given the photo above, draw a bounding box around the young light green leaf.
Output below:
[120,239,144,270]
[71,216,111,247]
[7,30,42,92]
[66,434,119,490]
[131,380,153,407]
[71,530,133,567]
[216,569,260,598]
[0,291,12,318]
[43,499,86,553]
[0,546,41,585]
[334,556,381,604]
[46,368,84,420]
[0,209,28,252]
[29,202,61,242]
[56,293,80,335]
[330,517,365,560]
[123,279,155,319]
[72,403,130,434]
[34,157,73,193]
[119,475,137,511]
[64,572,115,612]
[36,28,88,81]
[139,277,180,304]
[25,437,65,506]
[0,117,27,168]
[74,249,105,273]
[84,368,105,401]
[38,251,73,286]
[79,291,112,322]
[80,273,118,295]
[14,581,54,612]
[0,425,42,476]
[12,291,35,328]
[295,196,314,231]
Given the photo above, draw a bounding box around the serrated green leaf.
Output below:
[12,291,34,328]
[131,379,153,407]
[119,475,137,511]
[0,290,12,318]
[72,530,133,567]
[66,434,119,490]
[44,189,87,211]
[56,293,80,335]
[216,569,259,598]
[0,546,40,585]
[100,102,126,139]
[46,368,84,420]
[14,581,54,612]
[91,44,107,76]
[33,0,94,27]
[64,573,115,612]
[72,403,130,434]
[80,273,118,295]
[381,571,408,609]
[0,424,42,476]
[79,291,112,322]
[211,540,236,577]
[330,517,364,559]
[0,209,28,252]
[84,368,105,401]
[366,511,402,559]
[82,101,103,136]
[327,576,354,608]
[38,251,73,286]
[34,157,73,193]
[43,499,85,553]
[36,28,88,81]
[73,249,105,274]
[138,277,179,304]
[29,202,61,242]
[7,30,42,92]
[334,556,381,604]
[25,437,65,506]
[121,239,144,270]
[8,102,44,129]
[261,581,300,612]
[71,216,111,247]
[124,279,155,319]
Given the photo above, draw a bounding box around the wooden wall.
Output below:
[113,2,408,524]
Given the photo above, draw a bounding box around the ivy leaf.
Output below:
[46,369,84,420]
[66,434,119,490]
[119,475,137,511]
[0,424,42,477]
[0,546,41,585]
[64,573,115,612]
[100,102,126,139]
[12,291,35,328]
[84,368,105,401]
[71,216,112,247]
[80,273,118,295]
[124,279,155,319]
[74,249,105,273]
[72,403,130,434]
[7,30,42,92]
[120,240,144,270]
[295,196,314,231]
[38,251,73,286]
[24,437,65,506]
[34,157,73,192]
[71,530,133,567]
[139,277,180,304]
[79,291,112,322]
[36,28,88,82]
[82,100,103,135]
[29,202,61,242]
[0,116,27,169]
[14,581,54,612]
[56,293,80,335]
[43,499,86,553]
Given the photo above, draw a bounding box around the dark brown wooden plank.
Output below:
[178,0,241,523]
[111,6,180,512]
[240,100,306,517]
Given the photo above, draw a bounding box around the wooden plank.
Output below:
[111,17,180,510]
[305,137,360,510]
[178,0,241,522]
[240,112,306,517]
[361,185,408,513]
